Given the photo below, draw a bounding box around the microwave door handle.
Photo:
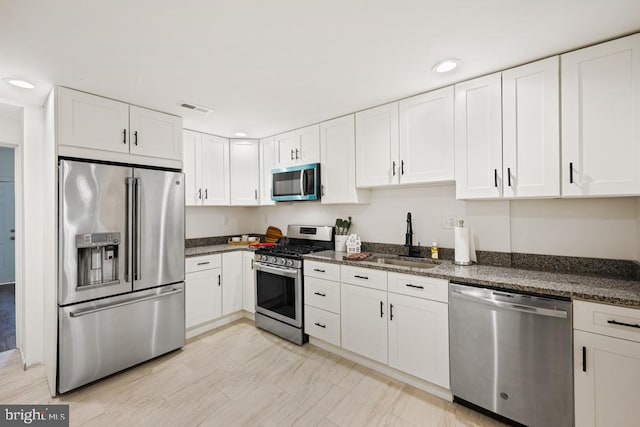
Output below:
[300,170,305,196]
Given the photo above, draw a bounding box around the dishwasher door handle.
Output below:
[452,290,568,318]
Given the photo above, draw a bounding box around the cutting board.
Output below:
[265,226,283,243]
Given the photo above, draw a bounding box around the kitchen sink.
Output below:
[376,258,438,269]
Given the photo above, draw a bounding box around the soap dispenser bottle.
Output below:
[430,240,439,260]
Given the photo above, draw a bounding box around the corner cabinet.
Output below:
[574,301,640,427]
[274,124,320,168]
[259,137,276,206]
[561,33,640,197]
[57,87,182,168]
[183,130,230,206]
[229,139,260,206]
[320,115,370,204]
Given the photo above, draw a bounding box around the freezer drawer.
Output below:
[58,283,185,393]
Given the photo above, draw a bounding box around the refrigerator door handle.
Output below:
[134,177,142,281]
[69,287,184,318]
[125,177,134,282]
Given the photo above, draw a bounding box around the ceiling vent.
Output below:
[179,102,213,114]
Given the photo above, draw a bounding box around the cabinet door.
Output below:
[229,140,260,206]
[454,72,503,199]
[222,251,243,315]
[259,137,276,205]
[562,34,640,197]
[129,105,183,161]
[574,330,640,427]
[201,134,230,205]
[298,124,320,165]
[399,86,454,184]
[183,130,202,206]
[320,115,370,204]
[58,87,130,154]
[341,284,388,364]
[185,268,222,328]
[355,102,399,187]
[274,130,298,168]
[242,251,255,313]
[503,56,560,198]
[388,293,449,388]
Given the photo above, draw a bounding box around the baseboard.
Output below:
[186,310,255,339]
[309,337,453,402]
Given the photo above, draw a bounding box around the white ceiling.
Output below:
[0,0,639,138]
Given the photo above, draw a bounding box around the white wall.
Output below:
[185,206,255,238]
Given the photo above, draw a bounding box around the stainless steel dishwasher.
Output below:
[449,283,573,427]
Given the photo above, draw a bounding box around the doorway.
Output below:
[0,145,16,352]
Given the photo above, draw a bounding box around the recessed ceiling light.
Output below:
[432,59,461,73]
[234,132,247,137]
[3,78,36,89]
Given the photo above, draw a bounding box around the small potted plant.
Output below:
[334,216,352,252]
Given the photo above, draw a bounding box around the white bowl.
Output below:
[231,237,241,242]
[248,236,258,242]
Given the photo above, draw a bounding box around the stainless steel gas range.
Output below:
[254,225,333,345]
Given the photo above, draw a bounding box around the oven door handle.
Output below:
[255,262,300,278]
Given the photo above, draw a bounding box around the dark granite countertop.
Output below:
[185,244,257,257]
[304,250,640,308]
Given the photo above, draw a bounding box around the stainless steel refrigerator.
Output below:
[57,159,185,393]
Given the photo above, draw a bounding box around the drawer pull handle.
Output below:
[314,292,326,297]
[314,322,326,328]
[354,275,369,280]
[405,284,424,289]
[607,319,640,329]
[313,268,326,273]
[197,261,210,266]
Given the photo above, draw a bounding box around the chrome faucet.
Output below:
[405,212,421,257]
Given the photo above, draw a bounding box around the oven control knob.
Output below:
[270,257,277,264]
[286,259,293,266]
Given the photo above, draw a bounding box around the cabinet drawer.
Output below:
[304,305,340,347]
[574,300,640,343]
[305,260,340,282]
[304,277,340,314]
[341,265,387,291]
[186,254,222,273]
[388,272,448,303]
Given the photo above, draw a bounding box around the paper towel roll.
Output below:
[454,225,471,265]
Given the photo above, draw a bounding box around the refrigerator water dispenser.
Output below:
[76,232,120,287]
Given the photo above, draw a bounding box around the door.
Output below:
[561,33,640,196]
[355,102,399,187]
[0,181,14,284]
[275,130,298,168]
[229,140,259,205]
[399,86,454,184]
[57,87,130,154]
[341,283,388,364]
[129,105,182,161]
[574,330,640,427]
[259,137,276,205]
[201,134,230,205]
[183,130,202,206]
[222,251,243,315]
[503,56,560,198]
[58,160,132,305]
[133,168,185,291]
[388,293,449,388]
[242,251,255,313]
[298,124,320,165]
[185,268,221,328]
[454,72,503,199]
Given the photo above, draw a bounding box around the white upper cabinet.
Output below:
[562,33,640,197]
[229,139,260,206]
[129,105,182,161]
[274,124,320,168]
[355,102,399,187]
[183,130,229,206]
[259,136,276,205]
[57,87,182,166]
[320,115,370,204]
[58,87,130,154]
[399,86,454,184]
[454,73,503,199]
[502,56,560,198]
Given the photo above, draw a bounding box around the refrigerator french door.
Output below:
[58,159,185,393]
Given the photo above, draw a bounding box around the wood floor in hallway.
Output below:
[0,320,505,426]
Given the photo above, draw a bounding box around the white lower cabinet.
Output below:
[242,251,255,313]
[341,283,388,364]
[185,255,222,329]
[388,292,449,388]
[574,301,640,427]
[222,251,244,315]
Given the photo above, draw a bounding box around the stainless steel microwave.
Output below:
[272,163,321,201]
